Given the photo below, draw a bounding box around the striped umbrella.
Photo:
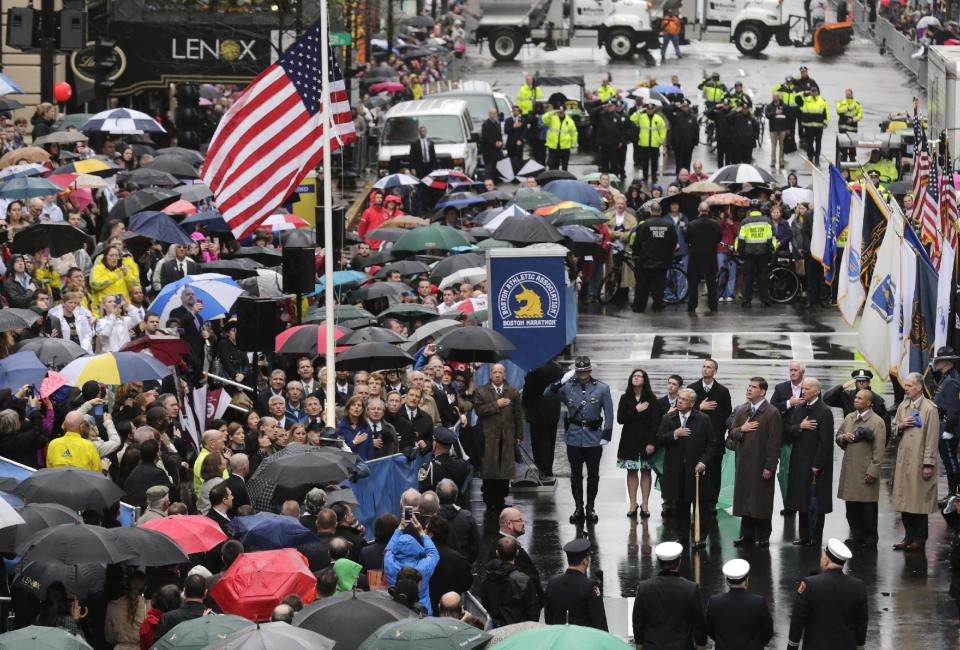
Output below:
[60,352,172,386]
[0,163,47,180]
[50,159,117,177]
[708,163,778,186]
[262,213,310,231]
[421,169,472,190]
[373,173,421,190]
[148,273,244,322]
[81,108,166,134]
[275,324,350,355]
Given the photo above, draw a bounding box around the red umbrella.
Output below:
[139,515,227,554]
[163,199,198,215]
[208,549,317,621]
[121,335,191,367]
[274,324,349,355]
[369,81,405,93]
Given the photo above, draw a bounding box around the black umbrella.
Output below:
[13,560,106,601]
[482,190,512,202]
[11,338,87,367]
[0,98,24,111]
[362,281,414,301]
[492,215,565,245]
[374,260,431,279]
[10,222,92,257]
[334,342,415,371]
[205,622,334,650]
[537,169,577,183]
[201,258,265,280]
[352,249,395,268]
[16,523,135,564]
[108,188,179,220]
[174,182,213,202]
[365,227,407,242]
[0,308,41,333]
[339,327,407,345]
[144,157,198,179]
[429,253,485,283]
[232,246,283,265]
[435,326,515,362]
[0,503,80,552]
[105,527,189,566]
[401,48,432,60]
[280,229,317,247]
[13,468,125,511]
[294,591,416,648]
[658,192,701,217]
[156,146,205,165]
[402,15,436,27]
[364,96,390,109]
[119,168,180,189]
[258,447,358,489]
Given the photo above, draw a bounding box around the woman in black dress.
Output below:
[616,368,662,518]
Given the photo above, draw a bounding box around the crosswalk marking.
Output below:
[628,334,657,361]
[790,333,814,360]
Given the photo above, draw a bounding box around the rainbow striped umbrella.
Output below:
[59,352,172,386]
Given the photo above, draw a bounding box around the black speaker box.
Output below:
[6,8,37,50]
[282,246,315,294]
[315,204,346,251]
[236,296,283,352]
[58,8,85,51]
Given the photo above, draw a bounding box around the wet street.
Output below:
[455,34,956,648]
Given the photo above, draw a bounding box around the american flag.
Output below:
[201,19,356,240]
[911,115,933,231]
[920,150,942,268]
[942,159,958,251]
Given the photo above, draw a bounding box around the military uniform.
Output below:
[543,539,607,630]
[933,348,960,496]
[418,451,471,494]
[822,369,890,436]
[787,568,868,650]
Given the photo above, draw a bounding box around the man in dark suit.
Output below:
[169,286,205,373]
[688,358,732,512]
[225,454,250,516]
[206,483,232,534]
[409,125,438,178]
[504,105,526,166]
[397,386,434,454]
[706,559,774,650]
[656,387,721,542]
[155,574,208,638]
[685,209,723,313]
[298,508,338,572]
[122,440,174,508]
[480,108,504,181]
[771,360,806,516]
[657,374,683,517]
[257,369,287,415]
[633,541,706,647]
[157,244,199,289]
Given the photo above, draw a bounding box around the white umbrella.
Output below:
[484,204,530,230]
[916,15,941,29]
[781,187,814,208]
[0,498,26,531]
[497,158,544,183]
[81,108,167,134]
[439,266,487,290]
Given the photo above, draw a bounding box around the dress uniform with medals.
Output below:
[543,538,607,630]
[417,427,471,495]
[632,541,707,649]
[706,559,773,650]
[787,538,868,650]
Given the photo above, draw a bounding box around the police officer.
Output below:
[787,538,868,650]
[706,100,734,167]
[664,99,699,175]
[727,81,753,109]
[794,65,820,94]
[734,207,776,307]
[706,559,774,650]
[773,76,799,145]
[630,102,667,184]
[631,203,679,313]
[835,89,862,162]
[633,541,706,649]
[594,99,627,177]
[544,356,614,523]
[797,86,829,166]
[596,74,619,103]
[516,74,542,116]
[543,106,578,171]
[543,538,607,630]
[823,369,891,435]
[932,346,960,498]
[418,426,471,495]
[698,73,727,109]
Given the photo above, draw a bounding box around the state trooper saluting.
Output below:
[787,538,868,650]
[545,356,613,523]
[417,426,470,496]
[543,538,607,630]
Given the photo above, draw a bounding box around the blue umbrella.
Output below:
[311,270,371,295]
[148,273,244,322]
[0,177,65,200]
[652,84,683,94]
[541,180,603,209]
[181,210,230,232]
[0,351,48,391]
[0,164,47,180]
[128,211,195,245]
[434,192,486,210]
[0,72,23,95]
[228,512,316,550]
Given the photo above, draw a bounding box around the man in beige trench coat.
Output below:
[836,389,886,547]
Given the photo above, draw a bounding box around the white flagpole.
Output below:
[320,1,337,428]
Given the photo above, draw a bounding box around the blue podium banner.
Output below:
[488,248,569,371]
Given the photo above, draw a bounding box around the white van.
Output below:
[377,98,478,178]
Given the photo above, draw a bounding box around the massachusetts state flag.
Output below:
[202,18,356,240]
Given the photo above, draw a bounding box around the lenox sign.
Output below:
[171,38,257,61]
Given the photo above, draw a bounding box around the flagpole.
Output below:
[320,0,337,428]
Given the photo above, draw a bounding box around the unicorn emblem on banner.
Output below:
[513,284,544,318]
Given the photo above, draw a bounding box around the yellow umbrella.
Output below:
[59,352,172,386]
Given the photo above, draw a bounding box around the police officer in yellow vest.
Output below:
[797,86,829,166]
[698,73,727,108]
[517,74,543,116]
[773,76,799,142]
[630,103,667,184]
[835,89,862,162]
[734,207,778,307]
[861,149,899,182]
[597,75,619,103]
[543,106,578,171]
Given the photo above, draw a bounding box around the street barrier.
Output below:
[854,1,928,87]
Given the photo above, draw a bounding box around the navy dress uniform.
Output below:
[932,346,960,497]
[822,368,890,435]
[543,538,607,630]
[632,541,707,650]
[418,427,471,495]
[544,356,614,523]
[706,559,773,650]
[787,539,868,650]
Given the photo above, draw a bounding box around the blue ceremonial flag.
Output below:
[825,165,851,285]
[909,251,939,375]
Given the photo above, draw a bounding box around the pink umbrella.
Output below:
[68,187,93,211]
[369,82,405,93]
[163,199,198,215]
[262,213,310,231]
[40,371,69,399]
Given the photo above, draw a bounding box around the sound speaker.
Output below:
[6,8,37,50]
[282,247,315,294]
[58,8,85,51]
[315,204,346,252]
[236,296,283,352]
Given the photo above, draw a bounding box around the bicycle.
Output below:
[699,112,718,154]
[716,244,801,304]
[599,248,688,305]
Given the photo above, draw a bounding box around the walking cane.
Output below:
[694,471,703,549]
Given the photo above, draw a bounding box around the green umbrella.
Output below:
[548,208,607,227]
[304,304,375,324]
[580,172,621,189]
[511,189,561,211]
[491,625,631,650]
[378,303,439,323]
[359,618,491,650]
[391,224,472,254]
[477,238,514,250]
[0,626,93,650]
[152,615,254,650]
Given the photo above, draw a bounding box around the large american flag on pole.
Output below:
[920,148,942,268]
[201,19,356,240]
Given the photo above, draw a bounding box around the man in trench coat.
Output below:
[835,389,886,547]
[471,363,524,514]
[728,376,782,546]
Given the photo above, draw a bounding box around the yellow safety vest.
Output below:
[597,84,619,102]
[517,84,542,115]
[543,112,578,150]
[835,98,862,131]
[630,112,667,148]
[799,95,829,128]
[773,83,796,108]
[699,80,727,103]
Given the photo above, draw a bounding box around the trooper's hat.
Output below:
[851,369,874,382]
[574,356,592,372]
[934,346,960,364]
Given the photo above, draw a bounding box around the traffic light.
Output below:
[176,84,202,151]
[94,36,117,101]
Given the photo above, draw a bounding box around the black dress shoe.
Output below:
[733,537,755,547]
[570,508,585,523]
[757,539,770,547]
[586,508,599,523]
[791,538,811,546]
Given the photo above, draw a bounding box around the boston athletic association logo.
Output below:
[498,272,560,328]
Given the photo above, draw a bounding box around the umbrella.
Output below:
[0,626,94,650]
[429,253,485,282]
[208,549,317,621]
[51,158,117,176]
[0,498,24,531]
[119,168,179,188]
[0,503,80,552]
[108,188,179,219]
[541,180,603,208]
[17,523,135,564]
[378,302,438,322]
[0,177,66,199]
[183,210,230,233]
[340,327,407,345]
[421,169,472,190]
[0,308,41,332]
[120,335,192,366]
[32,131,88,146]
[128,211,195,245]
[140,515,228,554]
[232,246,283,265]
[81,108,166,134]
[0,97,24,111]
[39,371,69,399]
[358,281,414,302]
[438,266,486,290]
[304,304,375,324]
[0,146,49,168]
[59,351,172,386]
[0,350,50,391]
[360,618,490,650]
[559,225,603,254]
[275,324,349,355]
[709,163,778,185]
[13,560,105,601]
[375,260,431,278]
[380,215,430,229]
[226,513,316,551]
[511,189,561,211]
[365,227,407,242]
[537,170,577,183]
[201,259,263,282]
[146,157,198,178]
[917,14,941,29]
[294,591,416,648]
[493,215,564,245]
[478,238,513,249]
[313,270,370,293]
[704,193,751,207]
[72,174,110,189]
[10,222,92,256]
[152,616,254,650]
[652,83,683,94]
[435,326,515,362]
[496,158,545,182]
[0,163,47,179]
[207,622,334,650]
[175,182,214,202]
[407,318,461,348]
[105,526,189,566]
[335,342,415,370]
[782,187,814,208]
[683,180,727,193]
[484,204,531,230]
[368,81,406,93]
[157,146,205,165]
[658,192,701,217]
[148,273,244,322]
[161,199,197,214]
[491,624,631,650]
[486,622,546,645]
[239,269,286,298]
[255,447,358,490]
[435,191,486,210]
[482,190,512,202]
[13,468,124,511]
[279,229,317,247]
[262,213,310,231]
[402,14,436,27]
[392,224,472,254]
[374,173,421,190]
